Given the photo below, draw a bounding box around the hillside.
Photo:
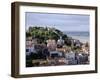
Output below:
[26,26,68,44]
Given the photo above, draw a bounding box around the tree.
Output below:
[26,26,68,44]
[26,32,31,37]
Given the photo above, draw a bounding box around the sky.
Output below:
[25,12,90,32]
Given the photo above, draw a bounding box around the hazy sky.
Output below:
[25,12,89,32]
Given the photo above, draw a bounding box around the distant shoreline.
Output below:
[64,31,89,43]
[69,35,89,43]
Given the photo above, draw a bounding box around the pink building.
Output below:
[47,39,57,51]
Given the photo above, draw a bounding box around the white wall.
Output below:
[0,0,100,80]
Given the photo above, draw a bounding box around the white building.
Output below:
[57,37,64,46]
[26,37,37,55]
[65,51,75,60]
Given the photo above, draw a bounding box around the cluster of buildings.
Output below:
[26,36,89,67]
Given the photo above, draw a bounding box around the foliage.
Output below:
[26,26,68,43]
